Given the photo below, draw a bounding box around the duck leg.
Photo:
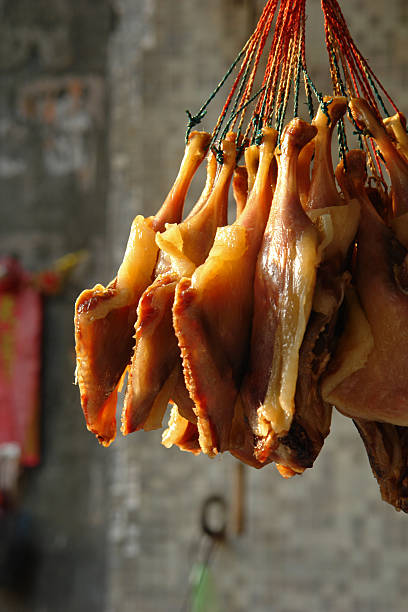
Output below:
[239,119,320,466]
[273,98,361,475]
[74,131,210,445]
[350,98,408,224]
[174,128,277,456]
[122,136,236,436]
[327,104,408,511]
[354,419,408,512]
[384,112,408,162]
[322,150,408,427]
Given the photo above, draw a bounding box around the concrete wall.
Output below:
[0,1,112,610]
[1,1,408,611]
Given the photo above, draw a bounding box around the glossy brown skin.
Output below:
[123,273,180,433]
[336,102,408,512]
[354,419,408,512]
[331,149,408,512]
[366,185,391,221]
[323,150,408,426]
[307,96,347,210]
[298,139,314,208]
[74,131,210,446]
[245,145,260,194]
[161,404,200,454]
[75,288,139,445]
[384,112,408,161]
[174,128,277,456]
[232,166,249,218]
[272,97,352,474]
[239,119,318,464]
[122,137,236,437]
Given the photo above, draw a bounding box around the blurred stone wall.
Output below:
[1,1,408,611]
[0,1,112,610]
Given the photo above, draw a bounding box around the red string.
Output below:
[213,0,398,154]
[213,0,278,136]
[322,0,399,115]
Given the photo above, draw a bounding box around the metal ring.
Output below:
[200,495,227,540]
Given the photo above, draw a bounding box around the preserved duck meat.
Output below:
[232,166,249,218]
[355,100,408,280]
[71,0,408,513]
[239,118,320,465]
[174,128,277,456]
[321,150,408,426]
[162,405,200,455]
[327,101,408,511]
[349,98,408,227]
[245,145,260,194]
[74,131,210,445]
[122,136,236,435]
[384,112,408,162]
[365,183,391,222]
[298,139,315,208]
[354,420,408,512]
[241,100,359,474]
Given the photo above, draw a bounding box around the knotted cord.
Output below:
[185,0,401,182]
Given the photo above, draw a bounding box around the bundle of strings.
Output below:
[74,0,408,512]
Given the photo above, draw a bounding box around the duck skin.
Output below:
[74,131,210,445]
[162,404,201,455]
[174,128,277,456]
[384,112,408,162]
[273,97,360,476]
[232,165,249,218]
[354,419,408,512]
[161,152,258,456]
[329,100,408,511]
[321,149,408,427]
[122,136,236,436]
[238,118,321,467]
[350,98,408,243]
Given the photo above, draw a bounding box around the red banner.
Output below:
[0,258,42,468]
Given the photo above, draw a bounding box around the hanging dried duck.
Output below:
[74,131,210,445]
[321,107,408,427]
[73,0,408,513]
[122,134,236,436]
[174,127,277,456]
[240,97,360,477]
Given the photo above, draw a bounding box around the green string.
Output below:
[329,48,347,97]
[337,117,348,170]
[212,85,265,163]
[305,78,315,121]
[302,64,331,124]
[212,48,256,148]
[211,144,225,165]
[294,54,302,118]
[376,148,386,164]
[363,65,389,118]
[276,80,292,144]
[252,114,264,145]
[219,85,266,143]
[332,54,364,149]
[185,47,246,142]
[251,76,272,145]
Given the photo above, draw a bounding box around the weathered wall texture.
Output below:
[1,0,408,611]
[0,1,112,611]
